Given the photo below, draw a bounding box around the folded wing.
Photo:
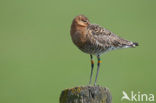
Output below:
[87,24,135,48]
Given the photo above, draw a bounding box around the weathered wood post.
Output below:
[59,86,112,103]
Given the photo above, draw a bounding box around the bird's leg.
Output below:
[89,55,94,85]
[94,55,101,86]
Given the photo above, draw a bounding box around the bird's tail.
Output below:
[131,42,139,47]
[122,41,139,48]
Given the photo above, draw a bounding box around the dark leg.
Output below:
[89,55,94,84]
[94,55,101,86]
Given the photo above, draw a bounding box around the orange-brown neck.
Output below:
[70,22,87,35]
[70,23,88,48]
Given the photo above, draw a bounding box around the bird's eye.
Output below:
[82,19,87,22]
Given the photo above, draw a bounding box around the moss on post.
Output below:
[59,86,112,103]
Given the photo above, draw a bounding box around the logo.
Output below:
[121,91,155,102]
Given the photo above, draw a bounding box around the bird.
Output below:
[70,15,138,85]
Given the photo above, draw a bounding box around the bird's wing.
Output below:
[87,24,133,48]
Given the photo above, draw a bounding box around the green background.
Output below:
[0,0,156,103]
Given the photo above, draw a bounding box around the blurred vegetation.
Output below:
[0,0,156,103]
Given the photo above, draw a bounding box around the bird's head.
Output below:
[72,15,90,27]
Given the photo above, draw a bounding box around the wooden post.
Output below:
[59,86,112,103]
